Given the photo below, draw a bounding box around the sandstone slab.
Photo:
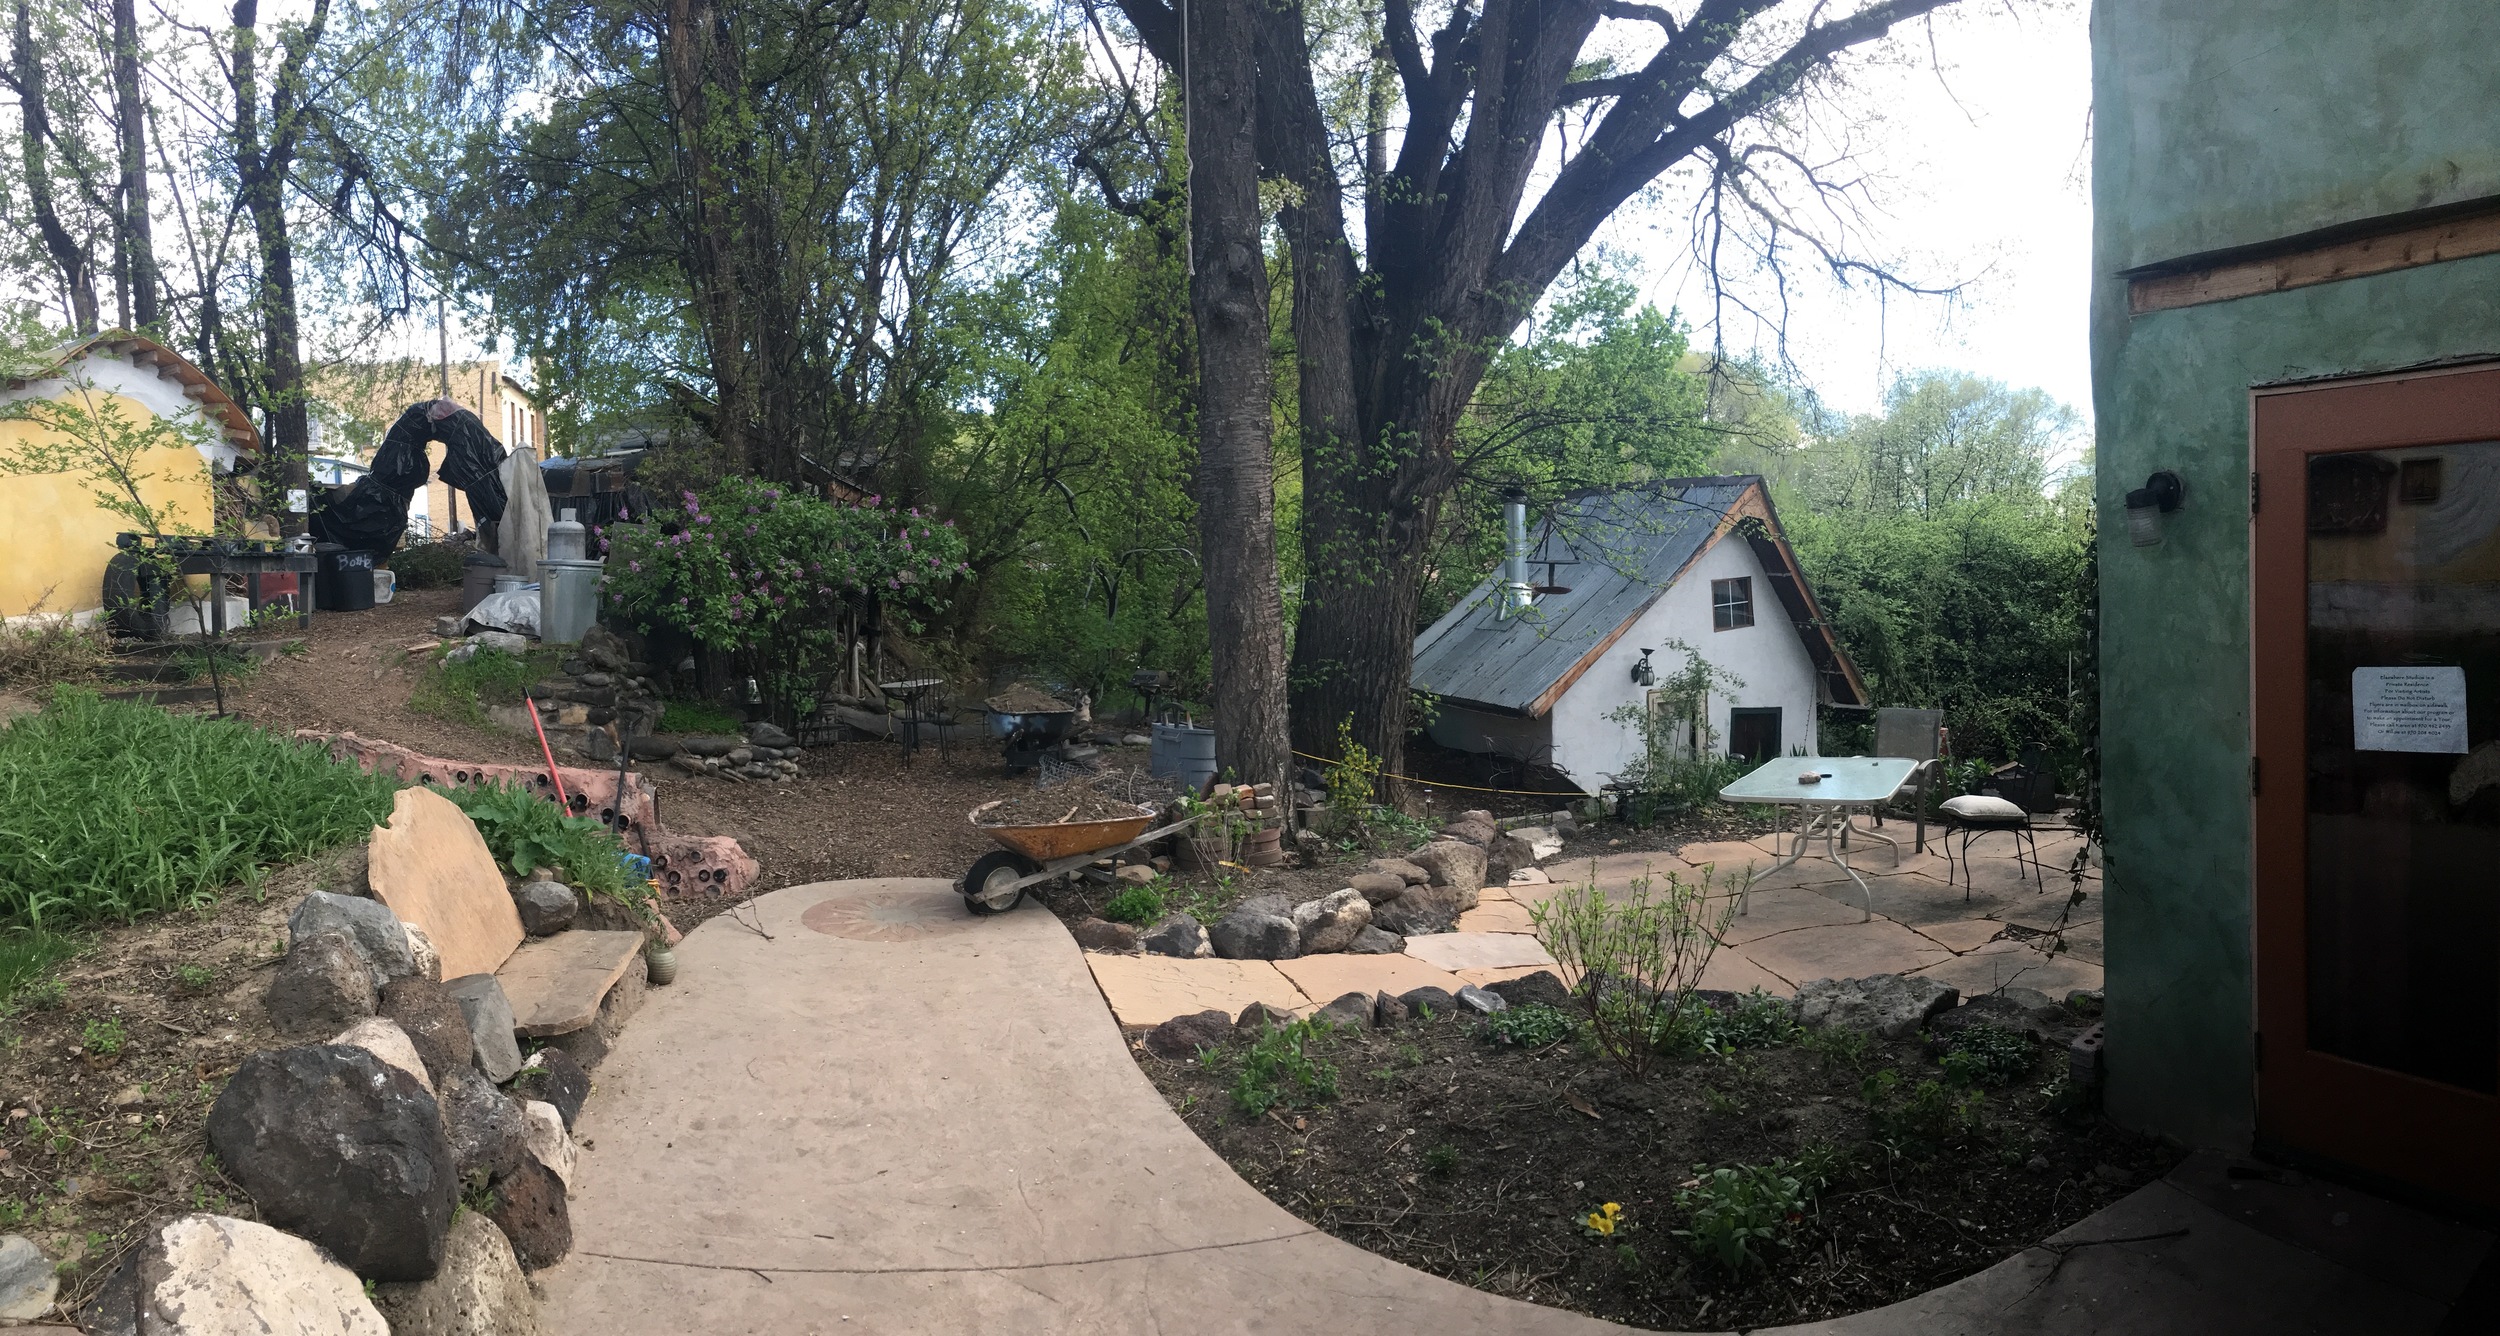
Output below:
[495,930,646,1037]
[1402,931,1556,974]
[368,787,525,981]
[1273,953,1465,1007]
[1084,954,1310,1028]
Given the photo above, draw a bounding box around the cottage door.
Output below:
[2252,363,2500,1207]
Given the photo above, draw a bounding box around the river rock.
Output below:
[511,880,578,937]
[678,734,738,758]
[1141,914,1212,958]
[370,1211,541,1336]
[1795,974,1960,1040]
[1456,984,1509,1015]
[379,977,474,1087]
[1368,857,1430,886]
[205,1045,457,1281]
[746,721,795,749]
[1292,888,1372,954]
[1347,872,1408,905]
[265,932,377,1033]
[289,891,419,988]
[0,1234,54,1322]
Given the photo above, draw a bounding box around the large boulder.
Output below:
[1346,872,1408,905]
[484,1158,571,1272]
[437,1067,530,1186]
[511,880,578,937]
[1143,1009,1234,1060]
[512,1050,590,1130]
[205,1046,457,1281]
[1437,812,1499,847]
[1140,914,1212,959]
[370,1211,541,1336]
[379,977,474,1088]
[1795,974,1959,1040]
[83,1214,387,1336]
[1371,884,1464,936]
[265,932,377,1034]
[1208,896,1299,960]
[289,891,419,988]
[1407,841,1487,906]
[328,1018,432,1094]
[1292,888,1373,954]
[443,974,524,1082]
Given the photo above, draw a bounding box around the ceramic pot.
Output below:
[644,943,679,986]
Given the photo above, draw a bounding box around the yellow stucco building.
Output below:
[0,333,260,622]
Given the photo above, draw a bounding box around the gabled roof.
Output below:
[1410,476,1867,717]
[7,331,260,453]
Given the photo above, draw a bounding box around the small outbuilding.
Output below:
[1411,476,1866,793]
[0,332,260,623]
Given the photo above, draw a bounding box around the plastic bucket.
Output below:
[1150,722,1217,792]
[372,569,396,604]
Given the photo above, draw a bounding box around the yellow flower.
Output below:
[1585,1212,1616,1235]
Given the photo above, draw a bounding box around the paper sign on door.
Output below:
[2353,666,2469,753]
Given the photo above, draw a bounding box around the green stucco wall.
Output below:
[2092,0,2500,1149]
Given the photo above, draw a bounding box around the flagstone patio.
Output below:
[1085,827,2102,1026]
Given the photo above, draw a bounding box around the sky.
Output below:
[1626,2,2097,425]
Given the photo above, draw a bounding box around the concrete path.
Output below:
[541,879,2491,1335]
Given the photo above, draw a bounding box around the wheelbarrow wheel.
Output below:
[963,850,1039,915]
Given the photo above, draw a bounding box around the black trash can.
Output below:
[314,543,378,612]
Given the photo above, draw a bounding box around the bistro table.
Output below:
[877,678,949,756]
[1718,755,1922,922]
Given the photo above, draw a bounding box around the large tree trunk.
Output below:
[662,0,758,472]
[13,0,99,334]
[231,0,323,534]
[112,0,156,329]
[1184,0,1290,792]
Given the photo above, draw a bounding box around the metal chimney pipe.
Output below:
[1501,490,1533,617]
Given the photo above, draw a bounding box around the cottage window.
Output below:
[1711,577,1754,630]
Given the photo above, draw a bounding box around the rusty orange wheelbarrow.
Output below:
[960,800,1199,915]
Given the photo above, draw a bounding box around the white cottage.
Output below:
[1412,477,1866,794]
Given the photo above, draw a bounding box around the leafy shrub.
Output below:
[606,477,968,713]
[1100,882,1164,925]
[81,1017,124,1056]
[1229,1018,1340,1117]
[1480,1002,1577,1048]
[1323,717,1380,835]
[0,690,399,928]
[386,541,466,590]
[659,698,745,735]
[1939,1026,2037,1088]
[1668,989,1801,1055]
[434,781,648,908]
[1863,1068,1986,1154]
[1673,1161,1814,1274]
[410,646,550,725]
[1529,865,1732,1079]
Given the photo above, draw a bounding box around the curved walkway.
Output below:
[539,880,2491,1336]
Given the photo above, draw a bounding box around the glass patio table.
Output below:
[1717,755,1921,921]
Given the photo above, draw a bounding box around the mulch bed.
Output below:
[1138,1001,2178,1332]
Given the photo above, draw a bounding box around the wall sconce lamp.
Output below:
[2125,470,2185,547]
[1631,648,1656,686]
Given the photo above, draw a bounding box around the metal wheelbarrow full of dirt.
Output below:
[960,800,1198,915]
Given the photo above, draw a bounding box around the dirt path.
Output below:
[225,589,1034,918]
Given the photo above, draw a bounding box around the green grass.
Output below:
[0,927,78,1009]
[410,647,555,725]
[0,689,401,929]
[658,698,745,735]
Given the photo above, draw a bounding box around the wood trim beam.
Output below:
[2131,207,2500,315]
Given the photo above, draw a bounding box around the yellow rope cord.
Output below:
[1286,748,1586,800]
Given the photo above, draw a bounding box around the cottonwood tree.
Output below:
[1112,0,1964,777]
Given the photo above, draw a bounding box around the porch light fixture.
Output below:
[1631,648,1656,686]
[2124,470,2185,547]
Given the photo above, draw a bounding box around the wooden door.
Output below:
[2252,362,2500,1206]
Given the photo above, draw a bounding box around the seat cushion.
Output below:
[1941,794,2027,822]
